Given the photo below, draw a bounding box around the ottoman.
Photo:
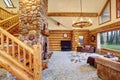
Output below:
[87,54,101,68]
[87,56,97,68]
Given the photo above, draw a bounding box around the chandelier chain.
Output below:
[80,0,82,17]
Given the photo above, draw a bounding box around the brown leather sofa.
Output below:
[95,57,120,80]
[78,45,95,53]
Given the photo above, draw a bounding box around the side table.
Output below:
[77,46,83,52]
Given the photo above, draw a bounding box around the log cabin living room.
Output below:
[0,0,120,80]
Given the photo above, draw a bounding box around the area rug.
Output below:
[42,51,101,80]
[80,64,96,72]
[0,68,17,80]
[0,69,7,79]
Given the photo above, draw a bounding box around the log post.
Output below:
[33,45,42,80]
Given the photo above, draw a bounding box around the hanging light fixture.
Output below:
[72,0,92,28]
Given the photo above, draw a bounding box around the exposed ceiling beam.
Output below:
[48,12,98,17]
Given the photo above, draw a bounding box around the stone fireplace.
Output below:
[19,0,49,69]
[40,34,49,60]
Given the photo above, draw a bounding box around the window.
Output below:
[100,30,120,50]
[116,0,120,18]
[4,0,14,8]
[79,36,84,44]
[99,0,111,24]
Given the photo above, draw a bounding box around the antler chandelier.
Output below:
[72,0,92,28]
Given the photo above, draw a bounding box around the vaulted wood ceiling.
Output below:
[48,0,107,30]
[0,0,108,30]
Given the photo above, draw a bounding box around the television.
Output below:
[61,40,71,51]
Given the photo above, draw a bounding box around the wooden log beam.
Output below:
[91,21,120,33]
[48,12,98,17]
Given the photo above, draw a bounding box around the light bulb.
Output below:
[89,18,92,23]
[80,17,83,21]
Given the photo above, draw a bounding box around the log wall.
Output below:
[49,30,90,51]
[72,30,90,51]
[49,30,72,51]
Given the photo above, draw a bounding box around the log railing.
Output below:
[0,27,42,80]
[0,14,19,30]
[0,7,16,19]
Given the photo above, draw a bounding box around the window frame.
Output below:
[100,30,120,51]
[3,0,15,8]
[98,0,111,25]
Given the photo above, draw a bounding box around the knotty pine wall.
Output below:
[49,30,72,51]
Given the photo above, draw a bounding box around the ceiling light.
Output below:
[72,0,92,28]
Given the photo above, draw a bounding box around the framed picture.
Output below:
[91,35,95,42]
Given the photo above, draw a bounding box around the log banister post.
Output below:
[33,45,42,80]
[0,8,1,17]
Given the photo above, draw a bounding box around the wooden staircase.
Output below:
[8,23,19,37]
[0,14,19,30]
[0,7,16,20]
[0,18,3,21]
[0,27,42,80]
[0,50,33,80]
[0,8,42,80]
[0,7,19,37]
